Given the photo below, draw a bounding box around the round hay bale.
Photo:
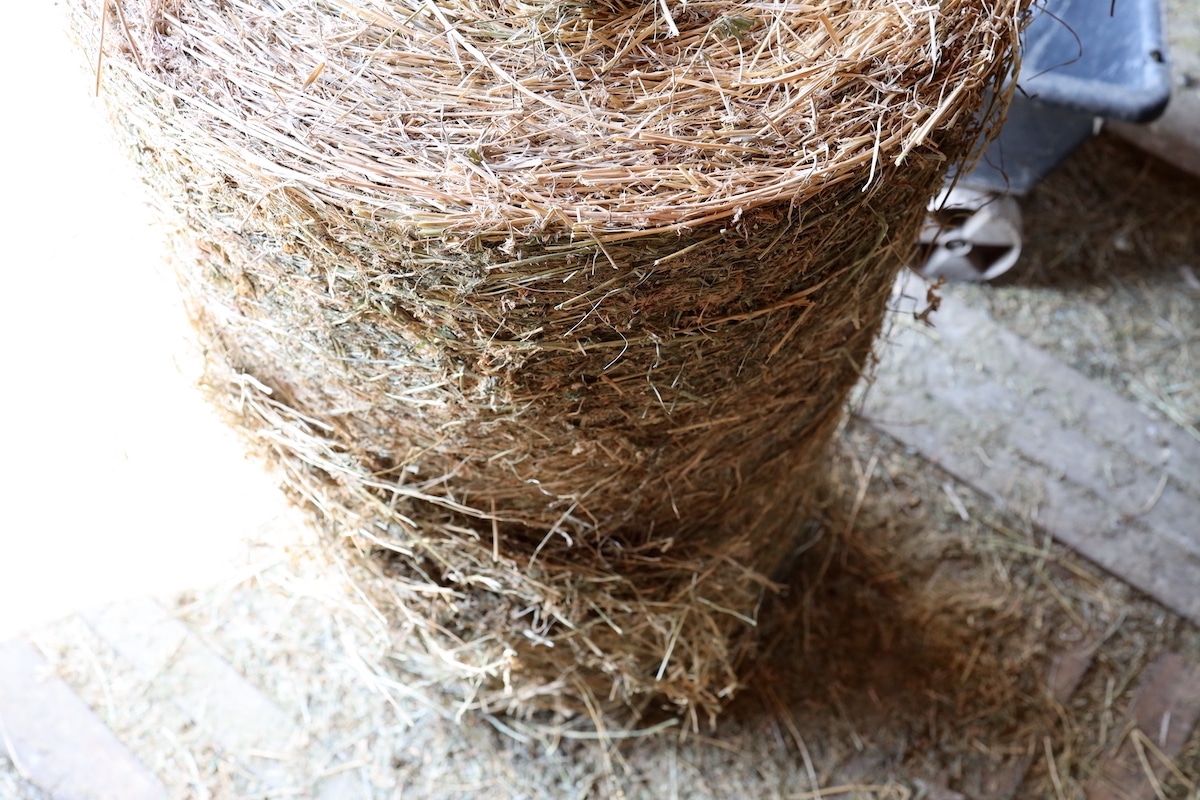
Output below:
[70,0,1026,723]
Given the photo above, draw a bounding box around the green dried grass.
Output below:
[70,0,1027,726]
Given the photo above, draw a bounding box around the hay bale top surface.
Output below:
[118,0,1017,241]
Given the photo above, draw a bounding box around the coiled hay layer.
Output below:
[72,0,1025,722]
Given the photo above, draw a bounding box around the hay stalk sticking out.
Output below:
[71,0,1027,724]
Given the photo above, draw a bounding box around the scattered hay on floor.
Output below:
[68,0,1027,724]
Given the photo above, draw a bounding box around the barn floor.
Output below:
[3,5,1199,800]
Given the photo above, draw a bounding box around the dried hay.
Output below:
[69,0,1027,724]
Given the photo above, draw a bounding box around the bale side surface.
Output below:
[70,0,1027,722]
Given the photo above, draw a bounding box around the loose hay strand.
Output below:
[70,0,1029,725]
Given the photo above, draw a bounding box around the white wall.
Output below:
[0,2,299,638]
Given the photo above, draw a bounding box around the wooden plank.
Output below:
[80,598,299,784]
[0,636,169,800]
[1045,643,1097,709]
[862,277,1200,625]
[883,277,1200,496]
[967,641,1097,800]
[1086,652,1200,800]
